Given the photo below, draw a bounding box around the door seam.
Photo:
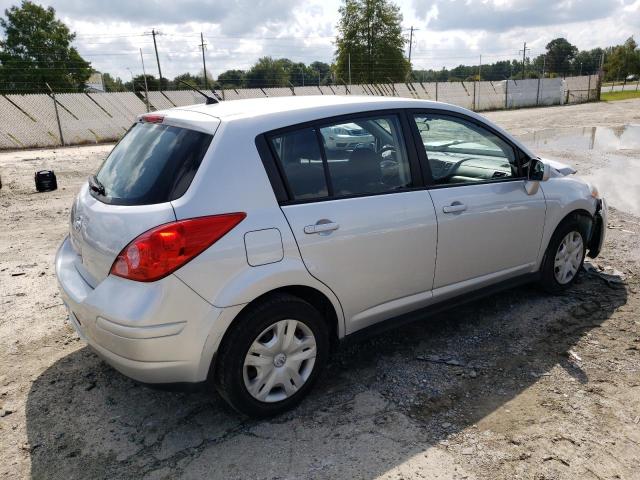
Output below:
[278,205,347,332]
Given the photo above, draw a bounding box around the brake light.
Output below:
[110,213,246,282]
[141,114,164,124]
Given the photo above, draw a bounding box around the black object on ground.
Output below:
[35,170,57,192]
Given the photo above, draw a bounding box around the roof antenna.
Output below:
[177,79,219,104]
[210,88,223,102]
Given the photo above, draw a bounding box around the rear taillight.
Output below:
[110,213,246,282]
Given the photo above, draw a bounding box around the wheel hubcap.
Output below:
[554,231,584,285]
[243,319,317,403]
[273,353,287,367]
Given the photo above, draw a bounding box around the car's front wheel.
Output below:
[214,293,329,417]
[539,216,587,293]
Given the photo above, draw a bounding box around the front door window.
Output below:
[413,114,518,185]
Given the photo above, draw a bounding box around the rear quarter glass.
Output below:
[94,122,213,206]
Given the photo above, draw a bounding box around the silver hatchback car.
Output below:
[56,96,606,417]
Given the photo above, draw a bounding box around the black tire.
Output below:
[213,293,329,418]
[539,215,588,294]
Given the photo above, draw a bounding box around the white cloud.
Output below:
[0,0,637,81]
[411,0,618,31]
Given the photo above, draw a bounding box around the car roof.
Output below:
[158,95,537,159]
[174,95,443,121]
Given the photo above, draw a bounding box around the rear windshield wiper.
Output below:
[88,175,106,196]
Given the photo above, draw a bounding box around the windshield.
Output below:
[94,122,213,205]
[415,116,505,156]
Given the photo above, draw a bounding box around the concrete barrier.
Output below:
[0,75,600,150]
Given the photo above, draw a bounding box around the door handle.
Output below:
[442,202,467,213]
[304,222,339,234]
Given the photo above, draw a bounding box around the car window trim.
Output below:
[278,187,430,206]
[407,108,528,188]
[257,108,425,205]
[314,127,335,197]
[255,134,290,203]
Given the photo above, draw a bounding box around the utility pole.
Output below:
[542,55,546,78]
[348,52,352,86]
[579,62,583,76]
[199,32,209,89]
[477,54,482,111]
[140,49,150,112]
[145,29,164,92]
[408,26,419,64]
[519,42,530,80]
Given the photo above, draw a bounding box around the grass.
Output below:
[601,90,640,101]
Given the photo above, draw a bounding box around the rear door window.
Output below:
[268,114,413,202]
[94,122,213,205]
[269,128,328,201]
[318,115,411,196]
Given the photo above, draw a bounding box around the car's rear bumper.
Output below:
[587,198,607,258]
[55,235,238,384]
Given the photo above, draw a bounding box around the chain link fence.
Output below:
[0,75,600,150]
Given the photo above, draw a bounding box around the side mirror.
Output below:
[524,158,550,195]
[529,158,550,182]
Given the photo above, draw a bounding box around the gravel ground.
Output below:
[1,99,639,480]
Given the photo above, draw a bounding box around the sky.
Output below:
[0,0,638,81]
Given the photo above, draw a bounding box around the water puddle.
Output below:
[519,124,640,151]
[519,125,640,216]
[582,156,640,216]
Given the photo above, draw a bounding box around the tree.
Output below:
[124,74,158,92]
[604,37,640,81]
[0,1,91,92]
[217,69,245,88]
[334,0,410,84]
[290,61,312,86]
[410,58,527,83]
[572,48,604,76]
[102,72,125,92]
[544,38,578,76]
[173,72,200,88]
[244,57,291,88]
[309,61,332,85]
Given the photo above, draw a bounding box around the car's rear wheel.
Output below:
[539,216,587,293]
[214,293,329,417]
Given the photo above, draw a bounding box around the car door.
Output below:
[266,113,438,334]
[409,111,546,296]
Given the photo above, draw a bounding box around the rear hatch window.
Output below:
[93,122,213,205]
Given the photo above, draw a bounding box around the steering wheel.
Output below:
[379,144,397,157]
[436,157,471,183]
